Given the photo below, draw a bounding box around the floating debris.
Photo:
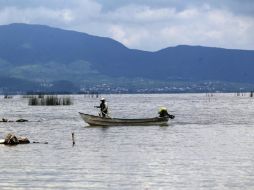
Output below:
[1,118,8,122]
[32,141,48,144]
[16,119,29,122]
[1,118,28,122]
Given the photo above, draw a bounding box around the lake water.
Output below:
[0,93,254,190]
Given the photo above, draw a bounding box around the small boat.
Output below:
[79,112,169,126]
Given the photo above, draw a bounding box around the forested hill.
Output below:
[0,23,254,92]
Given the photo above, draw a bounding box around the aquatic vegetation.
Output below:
[3,94,13,99]
[28,95,73,106]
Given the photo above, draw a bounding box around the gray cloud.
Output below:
[0,0,77,9]
[96,0,254,15]
[0,0,253,51]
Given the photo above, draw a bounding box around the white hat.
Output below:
[100,98,105,101]
[159,107,167,111]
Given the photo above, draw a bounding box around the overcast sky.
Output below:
[0,0,253,51]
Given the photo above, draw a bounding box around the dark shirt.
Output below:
[159,110,175,119]
[98,102,108,117]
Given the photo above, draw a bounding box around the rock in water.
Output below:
[3,133,30,145]
[18,137,30,144]
[4,133,19,145]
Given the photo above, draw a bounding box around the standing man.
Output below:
[96,98,109,117]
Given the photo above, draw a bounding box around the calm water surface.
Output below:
[0,94,254,190]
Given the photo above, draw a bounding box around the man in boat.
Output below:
[95,98,109,117]
[158,107,175,119]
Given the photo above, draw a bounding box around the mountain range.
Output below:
[0,23,254,93]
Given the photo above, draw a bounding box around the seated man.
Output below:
[158,107,175,119]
